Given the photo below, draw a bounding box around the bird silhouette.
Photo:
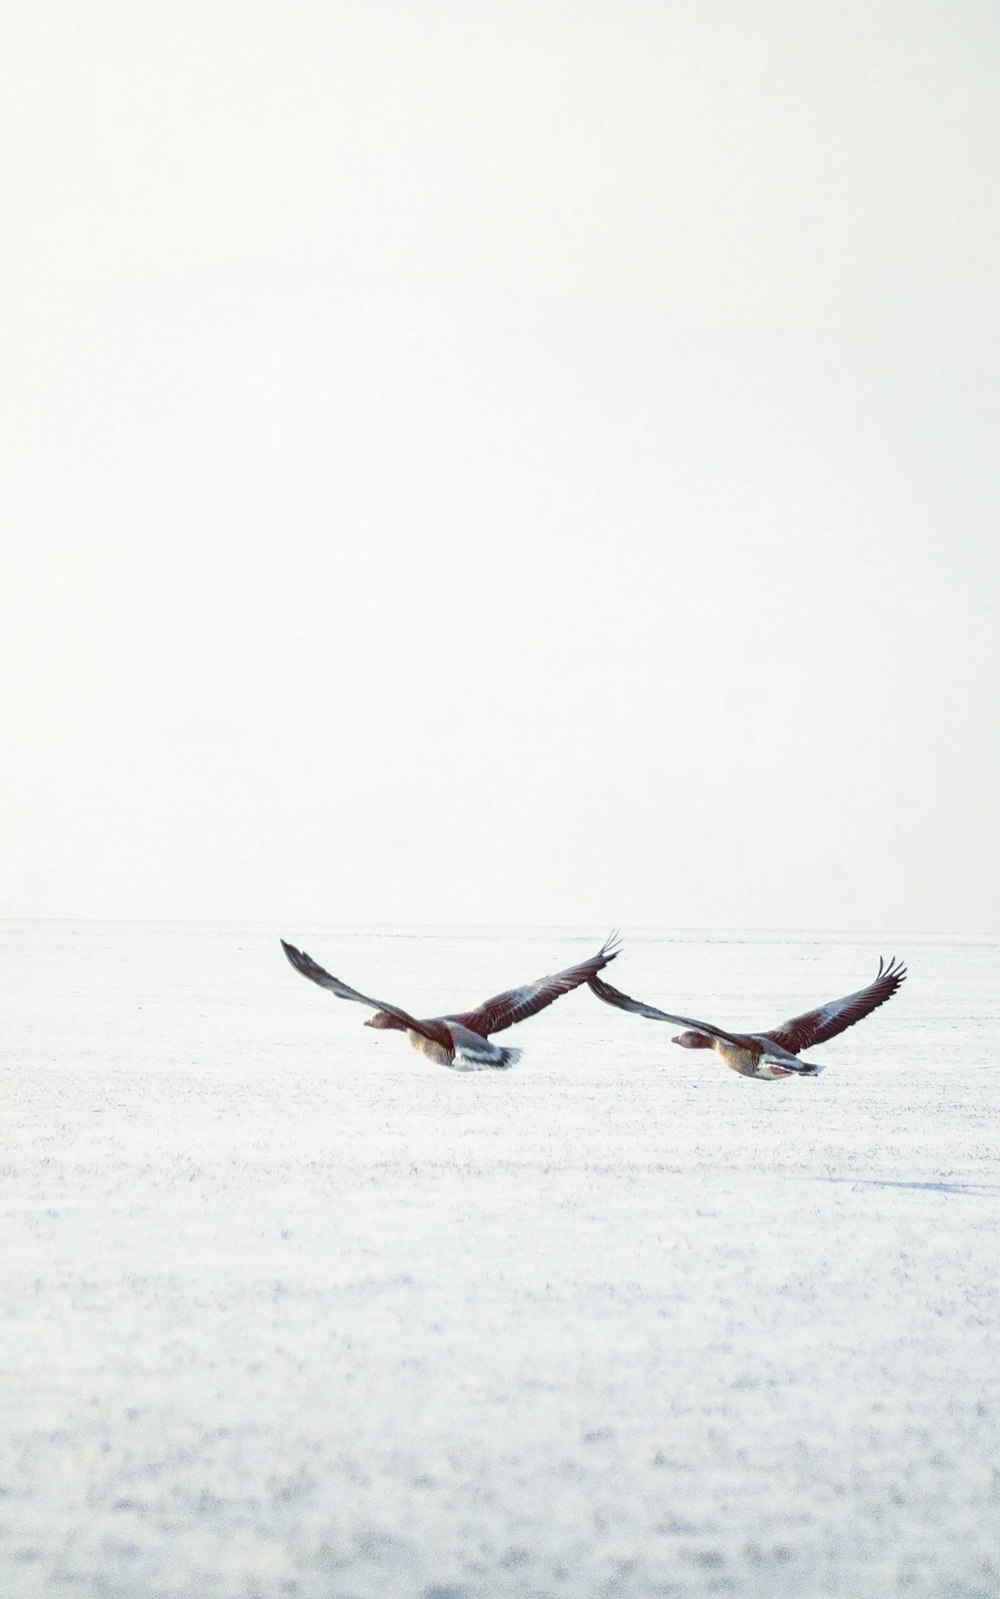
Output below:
[283,933,621,1070]
[589,956,906,1079]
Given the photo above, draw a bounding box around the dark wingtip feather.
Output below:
[281,939,310,974]
[878,954,906,980]
[600,929,622,963]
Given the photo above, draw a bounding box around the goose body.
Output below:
[282,933,620,1070]
[589,956,906,1080]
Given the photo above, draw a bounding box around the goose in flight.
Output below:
[281,933,621,1070]
[588,956,906,1080]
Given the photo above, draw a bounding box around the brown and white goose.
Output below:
[282,933,621,1070]
[589,956,906,1080]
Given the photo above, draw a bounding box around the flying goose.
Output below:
[589,956,906,1079]
[282,933,621,1070]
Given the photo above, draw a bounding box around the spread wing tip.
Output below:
[281,939,323,981]
[877,954,908,988]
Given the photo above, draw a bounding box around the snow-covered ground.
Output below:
[3,923,999,1598]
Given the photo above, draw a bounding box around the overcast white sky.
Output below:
[3,1,999,930]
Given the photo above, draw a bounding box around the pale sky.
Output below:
[3,1,999,930]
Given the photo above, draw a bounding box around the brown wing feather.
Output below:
[280,940,440,1041]
[588,974,737,1045]
[762,957,907,1054]
[450,933,621,1037]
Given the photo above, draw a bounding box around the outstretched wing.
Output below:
[450,932,622,1037]
[280,940,435,1037]
[588,973,734,1045]
[762,956,907,1055]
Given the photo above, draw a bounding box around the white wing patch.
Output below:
[812,1004,843,1031]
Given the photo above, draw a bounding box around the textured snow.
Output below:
[2,923,999,1598]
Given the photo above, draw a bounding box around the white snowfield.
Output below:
[3,923,999,1599]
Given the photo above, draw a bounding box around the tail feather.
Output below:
[781,1057,824,1076]
[760,1052,825,1078]
[450,1038,523,1071]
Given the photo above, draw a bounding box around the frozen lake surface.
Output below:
[3,923,999,1598]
